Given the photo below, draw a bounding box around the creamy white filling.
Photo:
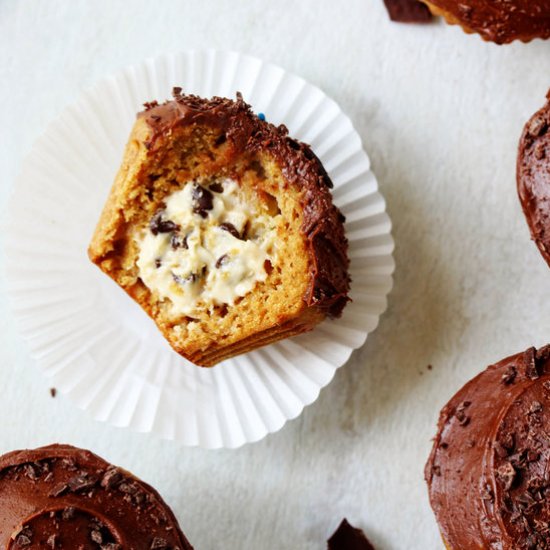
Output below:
[136,178,279,317]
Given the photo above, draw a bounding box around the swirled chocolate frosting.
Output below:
[518,91,550,268]
[0,444,193,549]
[425,0,550,44]
[138,89,350,319]
[426,345,550,549]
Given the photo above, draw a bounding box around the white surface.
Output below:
[4,50,393,448]
[1,0,550,548]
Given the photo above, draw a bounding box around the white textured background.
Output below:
[1,1,550,548]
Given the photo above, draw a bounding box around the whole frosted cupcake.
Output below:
[426,345,550,548]
[0,444,193,549]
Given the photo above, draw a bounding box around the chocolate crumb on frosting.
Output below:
[327,519,376,550]
[0,444,193,549]
[426,345,550,549]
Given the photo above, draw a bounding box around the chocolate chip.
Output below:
[68,473,98,493]
[172,272,198,285]
[50,482,69,497]
[150,538,169,549]
[481,483,494,501]
[502,366,517,385]
[213,134,226,147]
[50,387,57,398]
[172,86,182,97]
[496,462,516,491]
[155,258,162,268]
[264,259,273,275]
[91,530,103,544]
[192,185,214,218]
[216,255,229,269]
[170,233,188,250]
[24,463,40,480]
[150,211,180,235]
[209,182,224,193]
[62,506,76,520]
[527,115,548,138]
[101,467,123,489]
[219,222,241,239]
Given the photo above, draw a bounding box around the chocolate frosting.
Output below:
[0,444,193,549]
[138,89,350,318]
[518,91,550,268]
[426,345,550,549]
[426,0,550,43]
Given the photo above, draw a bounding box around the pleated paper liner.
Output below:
[5,51,395,448]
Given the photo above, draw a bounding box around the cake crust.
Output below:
[89,90,350,366]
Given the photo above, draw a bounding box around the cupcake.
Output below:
[0,444,193,549]
[425,345,550,548]
[518,90,550,266]
[421,1,550,44]
[88,88,350,367]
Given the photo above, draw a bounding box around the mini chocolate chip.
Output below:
[481,483,494,501]
[150,538,169,549]
[50,387,57,398]
[527,115,548,138]
[172,86,182,97]
[216,255,229,268]
[209,182,224,193]
[101,467,123,489]
[264,259,273,275]
[172,272,200,285]
[219,222,241,239]
[496,462,516,492]
[68,473,98,493]
[150,211,180,235]
[192,185,214,218]
[502,366,517,385]
[62,507,76,520]
[171,233,188,249]
[155,258,162,268]
[50,482,69,497]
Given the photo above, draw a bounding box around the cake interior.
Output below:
[99,119,319,363]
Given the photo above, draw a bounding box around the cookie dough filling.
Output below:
[136,178,280,317]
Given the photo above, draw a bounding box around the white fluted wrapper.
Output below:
[5,51,394,448]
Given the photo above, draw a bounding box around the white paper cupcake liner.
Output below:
[4,51,394,448]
